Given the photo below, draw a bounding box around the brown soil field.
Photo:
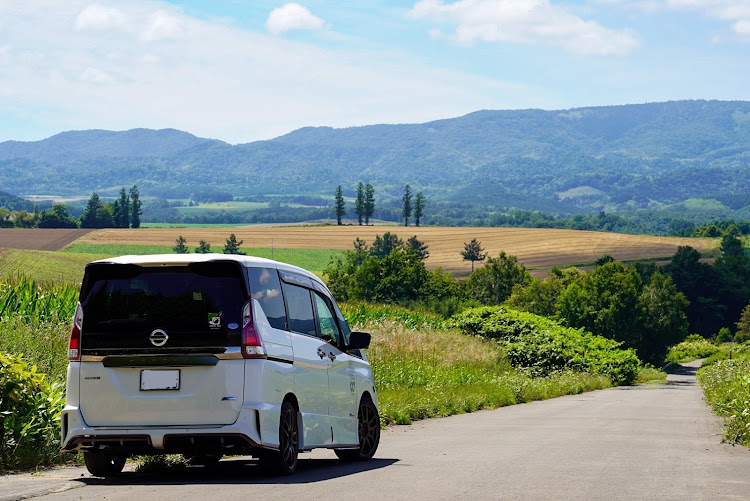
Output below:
[75,226,716,278]
[0,228,94,251]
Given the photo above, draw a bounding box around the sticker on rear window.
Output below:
[193,292,202,301]
[208,312,222,329]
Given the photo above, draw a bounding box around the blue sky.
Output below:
[0,0,748,143]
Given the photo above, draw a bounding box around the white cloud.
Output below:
[266,3,325,35]
[80,67,116,85]
[141,10,186,41]
[410,0,639,55]
[75,4,128,32]
[595,0,750,39]
[0,0,530,143]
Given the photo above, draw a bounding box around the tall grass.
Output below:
[0,276,78,323]
[365,320,612,425]
[697,354,750,446]
[341,302,447,330]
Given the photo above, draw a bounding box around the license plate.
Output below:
[140,370,180,391]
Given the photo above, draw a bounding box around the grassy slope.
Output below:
[698,351,750,446]
[0,248,109,283]
[64,244,340,274]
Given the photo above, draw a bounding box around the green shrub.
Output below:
[0,352,67,471]
[716,328,733,344]
[697,355,750,446]
[0,317,71,383]
[450,306,640,385]
[665,335,718,363]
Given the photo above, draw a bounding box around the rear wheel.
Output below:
[335,397,380,462]
[259,401,299,475]
[83,452,127,477]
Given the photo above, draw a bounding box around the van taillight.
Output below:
[242,300,266,359]
[69,302,83,361]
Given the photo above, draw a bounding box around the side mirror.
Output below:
[347,331,371,350]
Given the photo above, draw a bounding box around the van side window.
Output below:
[313,293,341,345]
[247,267,287,331]
[281,282,316,337]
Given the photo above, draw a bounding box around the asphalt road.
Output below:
[3,360,749,501]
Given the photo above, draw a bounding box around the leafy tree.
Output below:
[664,246,727,337]
[508,267,583,317]
[461,238,486,272]
[637,271,689,363]
[414,192,425,227]
[129,185,142,228]
[80,193,106,228]
[37,204,77,228]
[349,249,428,303]
[406,235,429,261]
[364,183,375,225]
[223,233,245,255]
[735,302,750,343]
[353,237,368,264]
[355,182,365,225]
[716,327,733,343]
[173,235,189,254]
[334,185,345,226]
[467,251,531,305]
[370,232,403,259]
[402,184,412,226]
[557,261,642,350]
[195,240,212,253]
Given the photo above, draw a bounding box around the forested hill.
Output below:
[1,100,749,214]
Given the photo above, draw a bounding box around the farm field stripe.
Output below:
[75,227,717,278]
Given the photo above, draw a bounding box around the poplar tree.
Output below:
[355,182,365,225]
[364,183,375,225]
[334,185,345,226]
[402,184,412,227]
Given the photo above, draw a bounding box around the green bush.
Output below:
[0,352,67,471]
[716,328,733,344]
[697,355,750,446]
[665,335,719,363]
[450,306,640,385]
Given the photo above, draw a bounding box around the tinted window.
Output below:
[80,264,246,351]
[247,267,287,330]
[282,283,315,337]
[313,293,341,344]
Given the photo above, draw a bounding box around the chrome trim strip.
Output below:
[81,351,244,363]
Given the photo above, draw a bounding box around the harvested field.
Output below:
[0,228,93,251]
[74,226,716,278]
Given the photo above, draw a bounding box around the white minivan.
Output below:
[61,254,380,476]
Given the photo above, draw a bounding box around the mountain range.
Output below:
[1,100,749,216]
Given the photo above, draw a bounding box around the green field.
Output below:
[0,249,110,283]
[64,244,341,273]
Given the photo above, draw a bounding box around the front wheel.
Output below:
[259,401,299,475]
[335,397,380,462]
[83,452,127,477]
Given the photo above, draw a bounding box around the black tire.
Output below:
[335,397,380,462]
[184,453,223,466]
[83,452,127,477]
[259,401,299,475]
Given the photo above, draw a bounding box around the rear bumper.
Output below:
[60,405,271,455]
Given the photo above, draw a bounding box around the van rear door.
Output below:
[77,261,246,427]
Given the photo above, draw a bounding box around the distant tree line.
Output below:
[0,186,142,229]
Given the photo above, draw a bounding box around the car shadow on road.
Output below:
[74,457,398,486]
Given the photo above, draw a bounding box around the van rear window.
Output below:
[80,263,247,351]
